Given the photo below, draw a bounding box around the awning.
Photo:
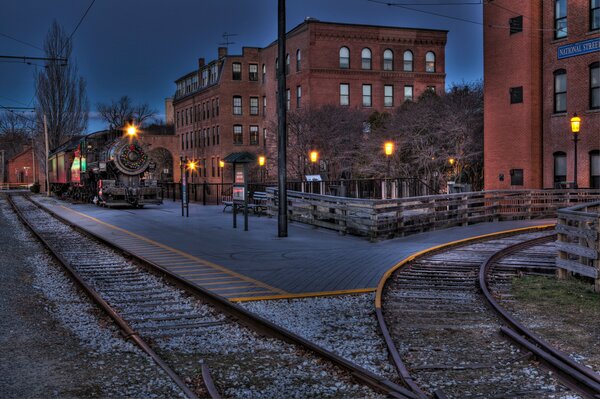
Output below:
[222,152,257,164]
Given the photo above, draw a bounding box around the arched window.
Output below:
[285,53,290,75]
[590,62,599,110]
[383,49,393,71]
[339,47,350,69]
[554,151,567,187]
[554,69,567,113]
[403,50,413,72]
[425,51,436,72]
[296,49,301,72]
[591,150,600,189]
[361,48,372,70]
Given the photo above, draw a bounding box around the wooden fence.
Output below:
[265,189,600,241]
[556,201,600,291]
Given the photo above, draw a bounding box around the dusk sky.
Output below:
[0,0,483,132]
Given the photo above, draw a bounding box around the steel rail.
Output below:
[374,225,555,399]
[8,195,204,399]
[25,194,416,399]
[7,194,204,399]
[479,234,600,398]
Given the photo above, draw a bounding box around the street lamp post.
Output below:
[219,160,225,198]
[384,141,394,198]
[258,155,266,183]
[570,113,581,189]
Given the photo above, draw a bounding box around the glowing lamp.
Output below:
[384,142,394,156]
[219,160,225,168]
[187,160,198,171]
[310,150,318,163]
[449,158,456,166]
[126,124,137,137]
[258,156,266,166]
[570,113,581,134]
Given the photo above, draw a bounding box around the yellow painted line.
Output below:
[374,224,556,309]
[230,287,376,302]
[210,285,256,291]
[58,205,288,295]
[186,275,238,282]
[223,290,276,297]
[199,280,252,286]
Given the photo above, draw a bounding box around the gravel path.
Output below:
[0,196,185,399]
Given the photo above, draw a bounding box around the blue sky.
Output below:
[0,0,483,132]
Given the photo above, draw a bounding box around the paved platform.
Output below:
[32,196,555,301]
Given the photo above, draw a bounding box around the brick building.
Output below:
[484,0,599,190]
[7,146,43,186]
[172,19,447,183]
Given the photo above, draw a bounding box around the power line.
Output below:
[0,55,68,62]
[67,0,97,46]
[0,32,44,51]
[0,104,37,123]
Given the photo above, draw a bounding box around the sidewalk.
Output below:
[33,196,555,301]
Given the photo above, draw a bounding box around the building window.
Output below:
[262,96,267,116]
[427,86,436,94]
[403,50,413,72]
[285,53,290,75]
[185,132,189,149]
[510,86,523,104]
[404,85,414,102]
[384,85,393,107]
[339,47,350,69]
[555,0,567,39]
[554,151,567,186]
[554,69,567,113]
[203,159,206,177]
[361,48,372,70]
[425,51,436,72]
[216,98,220,116]
[249,64,258,81]
[340,83,349,106]
[212,127,215,145]
[593,0,600,30]
[233,96,242,115]
[262,64,266,82]
[233,125,243,145]
[250,97,259,115]
[286,89,290,110]
[509,15,523,34]
[296,49,301,71]
[211,158,215,178]
[250,125,259,145]
[296,86,302,108]
[263,128,267,146]
[362,84,372,107]
[232,62,242,80]
[383,49,393,71]
[590,150,600,188]
[217,157,220,177]
[211,99,215,118]
[180,133,183,150]
[510,169,524,186]
[591,62,600,109]
[217,125,220,145]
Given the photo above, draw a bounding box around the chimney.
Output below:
[218,47,228,58]
[198,58,205,69]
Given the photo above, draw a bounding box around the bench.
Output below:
[222,191,268,216]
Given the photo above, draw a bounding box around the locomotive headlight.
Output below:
[126,124,138,137]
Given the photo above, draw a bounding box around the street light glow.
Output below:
[384,142,394,156]
[570,113,581,134]
[258,156,266,166]
[310,150,318,163]
[219,160,225,168]
[449,157,456,166]
[187,160,198,171]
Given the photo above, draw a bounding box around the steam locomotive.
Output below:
[48,129,163,207]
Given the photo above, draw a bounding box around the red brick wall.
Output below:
[7,147,43,185]
[484,0,599,189]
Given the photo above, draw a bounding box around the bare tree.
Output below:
[0,111,34,159]
[35,20,88,151]
[97,95,157,129]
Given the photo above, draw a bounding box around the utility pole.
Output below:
[277,0,288,238]
[44,114,49,196]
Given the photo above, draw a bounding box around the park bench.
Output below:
[222,191,268,216]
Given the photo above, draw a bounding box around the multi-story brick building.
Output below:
[7,146,43,186]
[172,19,447,183]
[484,0,599,190]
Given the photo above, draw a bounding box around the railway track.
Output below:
[8,194,413,399]
[377,229,600,399]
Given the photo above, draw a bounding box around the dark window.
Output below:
[286,89,290,111]
[510,169,524,186]
[262,96,266,116]
[509,15,523,34]
[591,62,600,109]
[233,125,243,145]
[249,64,258,81]
[403,50,413,72]
[339,47,350,69]
[554,152,567,186]
[216,98,219,116]
[425,52,436,72]
[211,158,215,178]
[233,96,242,115]
[250,97,259,115]
[593,0,600,30]
[361,48,372,70]
[262,64,266,82]
[510,86,523,104]
[217,125,220,145]
[590,150,600,188]
[554,69,567,113]
[232,62,242,80]
[427,86,436,94]
[285,54,290,75]
[185,132,189,149]
[250,125,259,145]
[383,49,393,71]
[555,0,567,39]
[296,49,301,71]
[180,133,184,150]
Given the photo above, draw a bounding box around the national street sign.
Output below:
[557,37,600,59]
